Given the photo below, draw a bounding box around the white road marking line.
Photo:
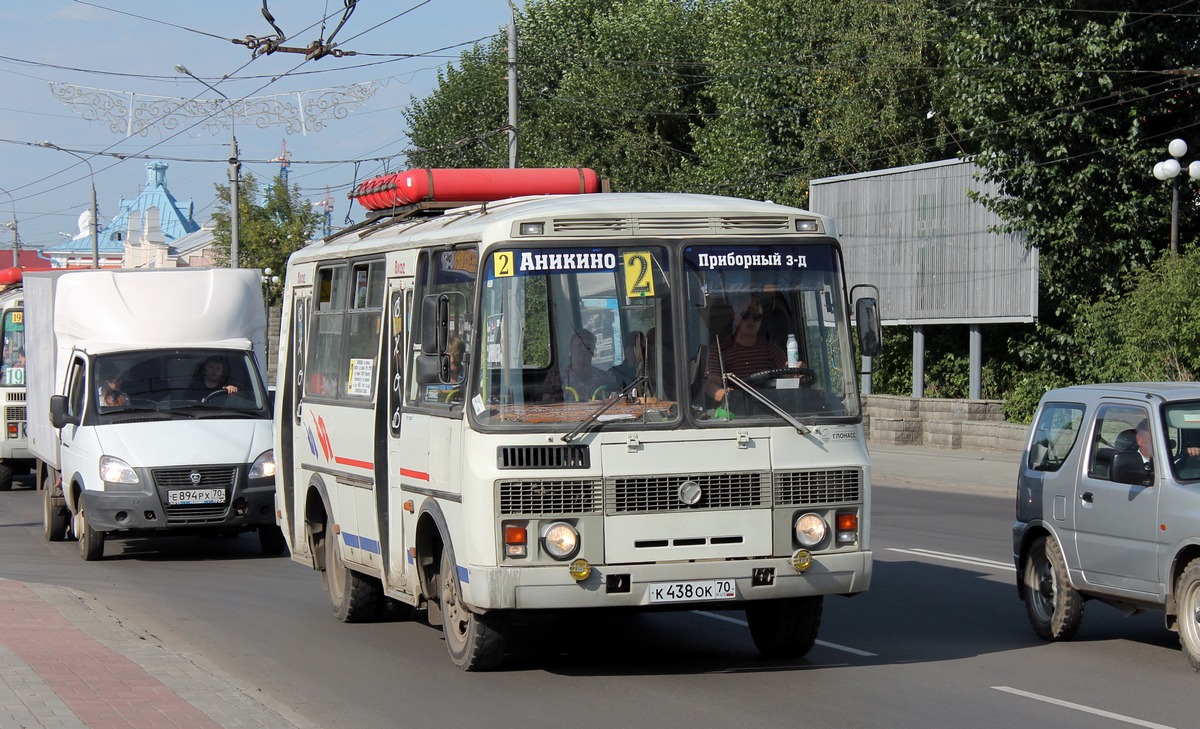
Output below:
[887,547,1016,572]
[694,611,877,657]
[993,686,1176,729]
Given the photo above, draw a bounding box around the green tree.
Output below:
[212,173,321,303]
[940,3,1200,379]
[680,0,946,205]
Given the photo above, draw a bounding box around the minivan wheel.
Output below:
[1022,534,1082,640]
[1175,560,1200,671]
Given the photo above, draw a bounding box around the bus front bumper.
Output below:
[461,550,872,611]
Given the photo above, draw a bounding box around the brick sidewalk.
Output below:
[0,578,313,729]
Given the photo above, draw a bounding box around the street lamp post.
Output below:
[175,64,240,268]
[39,143,99,269]
[1153,138,1200,255]
[0,188,18,266]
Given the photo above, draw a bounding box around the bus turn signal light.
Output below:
[504,523,528,558]
[836,512,858,544]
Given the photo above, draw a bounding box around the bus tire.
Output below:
[746,596,823,659]
[43,477,68,542]
[324,526,380,622]
[1175,560,1200,671]
[1022,534,1082,641]
[258,524,287,556]
[436,549,505,671]
[0,463,13,491]
[72,500,105,561]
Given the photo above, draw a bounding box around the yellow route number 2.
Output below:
[623,252,655,298]
[493,251,515,277]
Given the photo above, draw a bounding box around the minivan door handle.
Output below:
[1080,491,1094,504]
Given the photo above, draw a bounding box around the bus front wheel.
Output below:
[436,549,505,671]
[746,596,823,659]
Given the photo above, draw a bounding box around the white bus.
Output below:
[274,169,882,670]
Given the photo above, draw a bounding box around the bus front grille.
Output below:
[5,405,25,423]
[499,478,602,515]
[606,472,770,513]
[774,469,862,506]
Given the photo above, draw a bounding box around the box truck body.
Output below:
[26,268,281,559]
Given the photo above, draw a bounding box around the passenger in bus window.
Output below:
[705,295,790,402]
[608,330,645,387]
[544,329,614,401]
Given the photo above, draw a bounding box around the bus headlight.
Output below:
[541,522,580,560]
[793,513,828,548]
[99,455,139,484]
[249,449,276,479]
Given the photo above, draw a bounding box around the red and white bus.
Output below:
[273,168,881,669]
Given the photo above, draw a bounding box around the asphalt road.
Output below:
[0,452,1197,728]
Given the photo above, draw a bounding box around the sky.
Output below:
[0,0,520,254]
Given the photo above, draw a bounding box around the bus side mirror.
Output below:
[420,294,449,356]
[855,297,882,358]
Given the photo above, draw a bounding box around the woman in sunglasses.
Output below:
[705,295,790,403]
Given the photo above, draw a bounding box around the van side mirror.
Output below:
[855,297,882,358]
[1111,451,1153,486]
[49,395,78,429]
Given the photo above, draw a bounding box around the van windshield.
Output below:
[93,349,267,420]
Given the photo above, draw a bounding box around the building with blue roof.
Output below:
[42,160,202,268]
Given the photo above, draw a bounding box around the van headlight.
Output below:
[99,456,139,484]
[793,513,828,548]
[541,522,580,560]
[249,449,276,479]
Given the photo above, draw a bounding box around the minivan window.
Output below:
[1028,402,1085,472]
[1087,403,1152,481]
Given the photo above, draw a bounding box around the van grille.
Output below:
[606,472,770,513]
[153,467,238,524]
[774,469,862,506]
[499,479,602,515]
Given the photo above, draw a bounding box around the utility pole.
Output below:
[507,2,519,168]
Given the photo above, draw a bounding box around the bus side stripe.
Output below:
[399,468,430,481]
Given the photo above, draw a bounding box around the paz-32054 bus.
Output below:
[273,168,882,670]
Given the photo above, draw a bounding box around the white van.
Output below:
[26,268,281,560]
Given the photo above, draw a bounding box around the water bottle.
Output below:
[786,334,800,367]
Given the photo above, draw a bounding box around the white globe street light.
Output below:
[1152,138,1200,254]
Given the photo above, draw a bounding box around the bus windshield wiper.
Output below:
[561,376,648,443]
[723,373,812,435]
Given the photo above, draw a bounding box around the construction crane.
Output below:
[272,140,292,186]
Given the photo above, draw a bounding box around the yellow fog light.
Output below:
[569,558,592,581]
[791,549,813,572]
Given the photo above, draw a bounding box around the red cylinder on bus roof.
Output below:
[0,268,21,287]
[352,168,601,211]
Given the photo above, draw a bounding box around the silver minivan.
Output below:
[1015,383,1200,669]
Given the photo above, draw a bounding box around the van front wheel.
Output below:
[1022,535,1082,640]
[72,500,105,561]
[1175,560,1200,671]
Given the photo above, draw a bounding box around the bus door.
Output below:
[397,248,475,522]
[383,281,413,588]
[279,286,311,556]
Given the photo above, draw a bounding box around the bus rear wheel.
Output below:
[436,549,505,671]
[323,525,380,622]
[746,596,823,659]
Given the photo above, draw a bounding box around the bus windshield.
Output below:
[471,239,859,428]
[474,244,678,427]
[684,242,859,423]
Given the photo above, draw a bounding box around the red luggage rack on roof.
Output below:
[338,167,602,239]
